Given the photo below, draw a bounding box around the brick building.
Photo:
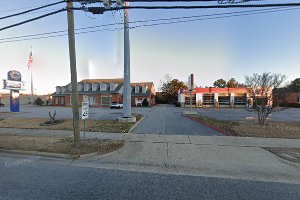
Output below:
[273,88,300,105]
[178,87,250,108]
[52,78,156,107]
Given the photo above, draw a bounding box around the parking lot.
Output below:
[196,107,300,122]
[0,105,151,120]
[0,104,299,136]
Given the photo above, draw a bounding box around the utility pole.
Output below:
[123,1,132,119]
[67,1,80,145]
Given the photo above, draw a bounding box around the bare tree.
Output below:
[245,72,286,126]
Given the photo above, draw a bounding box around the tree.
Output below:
[245,72,286,126]
[160,74,187,103]
[286,78,300,91]
[226,78,239,88]
[34,97,45,106]
[213,79,227,88]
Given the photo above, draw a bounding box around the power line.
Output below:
[1,6,299,43]
[85,3,300,14]
[0,9,67,32]
[130,6,300,29]
[0,2,60,14]
[0,1,66,20]
[76,0,259,3]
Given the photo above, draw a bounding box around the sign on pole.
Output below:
[188,74,194,91]
[82,101,89,119]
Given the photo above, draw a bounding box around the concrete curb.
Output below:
[183,113,227,135]
[0,149,79,159]
[0,149,122,160]
[128,115,146,133]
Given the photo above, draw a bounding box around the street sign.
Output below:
[82,101,89,119]
[188,74,194,91]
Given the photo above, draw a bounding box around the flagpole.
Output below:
[31,70,33,103]
[28,47,34,104]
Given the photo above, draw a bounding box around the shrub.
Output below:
[142,98,149,107]
[34,97,45,106]
[175,102,181,107]
[279,102,300,108]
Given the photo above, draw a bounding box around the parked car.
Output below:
[0,103,5,107]
[110,102,123,109]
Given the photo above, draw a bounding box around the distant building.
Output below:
[273,88,300,105]
[0,93,49,105]
[52,78,156,107]
[178,87,250,108]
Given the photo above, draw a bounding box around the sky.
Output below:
[0,0,300,94]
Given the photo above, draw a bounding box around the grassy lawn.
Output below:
[185,114,300,139]
[0,135,124,156]
[0,114,143,133]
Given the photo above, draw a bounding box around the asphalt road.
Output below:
[132,104,220,135]
[0,155,299,200]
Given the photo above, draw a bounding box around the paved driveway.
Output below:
[132,105,220,136]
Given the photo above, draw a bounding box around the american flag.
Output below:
[27,51,33,70]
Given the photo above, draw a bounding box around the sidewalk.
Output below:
[0,127,299,148]
[1,128,300,184]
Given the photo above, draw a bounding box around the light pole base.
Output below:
[118,116,136,122]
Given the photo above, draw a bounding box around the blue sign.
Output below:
[10,90,20,112]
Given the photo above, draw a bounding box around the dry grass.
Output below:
[0,114,142,133]
[186,114,300,139]
[0,135,124,155]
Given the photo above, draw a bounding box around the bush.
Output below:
[279,102,300,108]
[142,98,149,107]
[155,95,168,104]
[34,97,45,106]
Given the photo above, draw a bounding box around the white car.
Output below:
[110,102,123,109]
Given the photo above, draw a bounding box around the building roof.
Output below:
[52,79,155,97]
[179,87,248,94]
[80,78,124,84]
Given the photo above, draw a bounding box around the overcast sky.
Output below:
[0,0,299,94]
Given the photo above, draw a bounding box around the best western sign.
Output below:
[3,80,25,90]
[2,70,25,90]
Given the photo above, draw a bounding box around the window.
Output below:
[202,93,214,106]
[218,93,230,105]
[235,93,247,105]
[185,94,196,105]
[101,96,111,106]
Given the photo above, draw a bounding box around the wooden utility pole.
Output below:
[67,1,80,145]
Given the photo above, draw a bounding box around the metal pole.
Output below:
[84,119,86,145]
[67,1,80,145]
[123,1,131,118]
[190,90,192,113]
[30,70,33,104]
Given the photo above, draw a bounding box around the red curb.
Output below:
[184,115,227,135]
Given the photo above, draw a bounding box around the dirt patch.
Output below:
[185,114,300,139]
[0,114,142,133]
[0,135,124,156]
[263,147,300,164]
